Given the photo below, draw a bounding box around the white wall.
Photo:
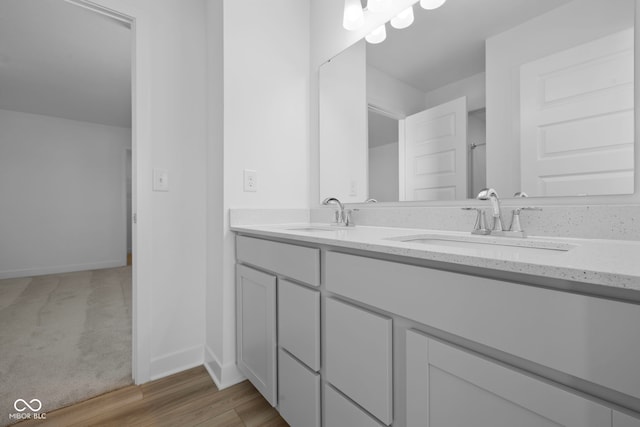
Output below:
[486,0,634,196]
[90,0,208,382]
[203,0,312,389]
[424,71,485,112]
[0,109,130,278]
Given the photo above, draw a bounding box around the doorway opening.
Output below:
[0,0,135,418]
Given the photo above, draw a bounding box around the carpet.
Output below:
[0,267,132,426]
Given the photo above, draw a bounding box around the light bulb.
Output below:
[366,24,387,44]
[367,0,390,14]
[343,0,364,31]
[390,6,414,29]
[420,0,447,10]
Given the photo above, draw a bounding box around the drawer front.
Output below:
[324,384,384,427]
[325,297,393,425]
[326,251,640,400]
[278,348,320,427]
[278,279,320,371]
[406,329,612,427]
[236,235,320,286]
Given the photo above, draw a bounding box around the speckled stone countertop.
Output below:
[231,223,640,291]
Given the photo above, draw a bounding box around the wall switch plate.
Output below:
[349,179,358,197]
[153,168,169,192]
[244,169,257,192]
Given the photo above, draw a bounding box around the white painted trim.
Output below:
[149,345,205,381]
[204,345,245,390]
[0,260,125,280]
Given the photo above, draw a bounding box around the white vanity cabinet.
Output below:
[235,264,277,406]
[234,233,640,426]
[235,235,321,422]
[405,329,612,427]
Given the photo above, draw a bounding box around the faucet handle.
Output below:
[509,207,542,234]
[462,207,490,235]
[344,209,359,227]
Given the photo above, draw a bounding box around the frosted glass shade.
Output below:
[391,6,414,29]
[366,24,387,44]
[343,0,364,31]
[420,0,447,10]
[367,0,390,13]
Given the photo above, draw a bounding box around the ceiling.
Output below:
[0,0,131,128]
[367,0,571,93]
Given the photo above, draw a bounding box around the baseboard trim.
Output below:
[149,345,204,381]
[0,260,126,279]
[204,345,245,390]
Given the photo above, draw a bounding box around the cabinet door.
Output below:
[325,298,393,425]
[406,329,612,427]
[324,384,384,427]
[278,279,320,371]
[278,348,320,427]
[236,264,277,406]
[614,411,640,427]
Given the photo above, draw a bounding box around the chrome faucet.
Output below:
[322,197,346,225]
[476,188,504,232]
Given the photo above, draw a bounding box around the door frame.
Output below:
[65,0,152,384]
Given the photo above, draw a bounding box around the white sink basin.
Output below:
[387,234,576,255]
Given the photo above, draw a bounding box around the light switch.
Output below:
[153,168,169,192]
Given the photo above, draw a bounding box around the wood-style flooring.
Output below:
[16,366,288,427]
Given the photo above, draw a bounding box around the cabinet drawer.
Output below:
[236,235,320,286]
[278,348,320,427]
[278,279,320,371]
[406,329,612,427]
[325,297,393,425]
[326,251,640,400]
[324,384,384,427]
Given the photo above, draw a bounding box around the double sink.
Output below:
[285,226,576,255]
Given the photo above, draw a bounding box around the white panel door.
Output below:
[406,330,612,427]
[520,29,634,196]
[236,264,277,406]
[400,96,467,201]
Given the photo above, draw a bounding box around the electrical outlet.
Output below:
[244,169,257,192]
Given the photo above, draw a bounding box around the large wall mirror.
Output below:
[319,0,635,203]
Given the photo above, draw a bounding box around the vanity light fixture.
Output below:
[343,0,365,31]
[366,23,387,43]
[367,0,391,14]
[390,5,414,29]
[419,0,447,10]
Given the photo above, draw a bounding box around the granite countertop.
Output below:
[231,223,640,291]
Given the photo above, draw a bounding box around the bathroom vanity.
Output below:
[232,223,640,427]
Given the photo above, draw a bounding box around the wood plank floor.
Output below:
[16,366,289,427]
